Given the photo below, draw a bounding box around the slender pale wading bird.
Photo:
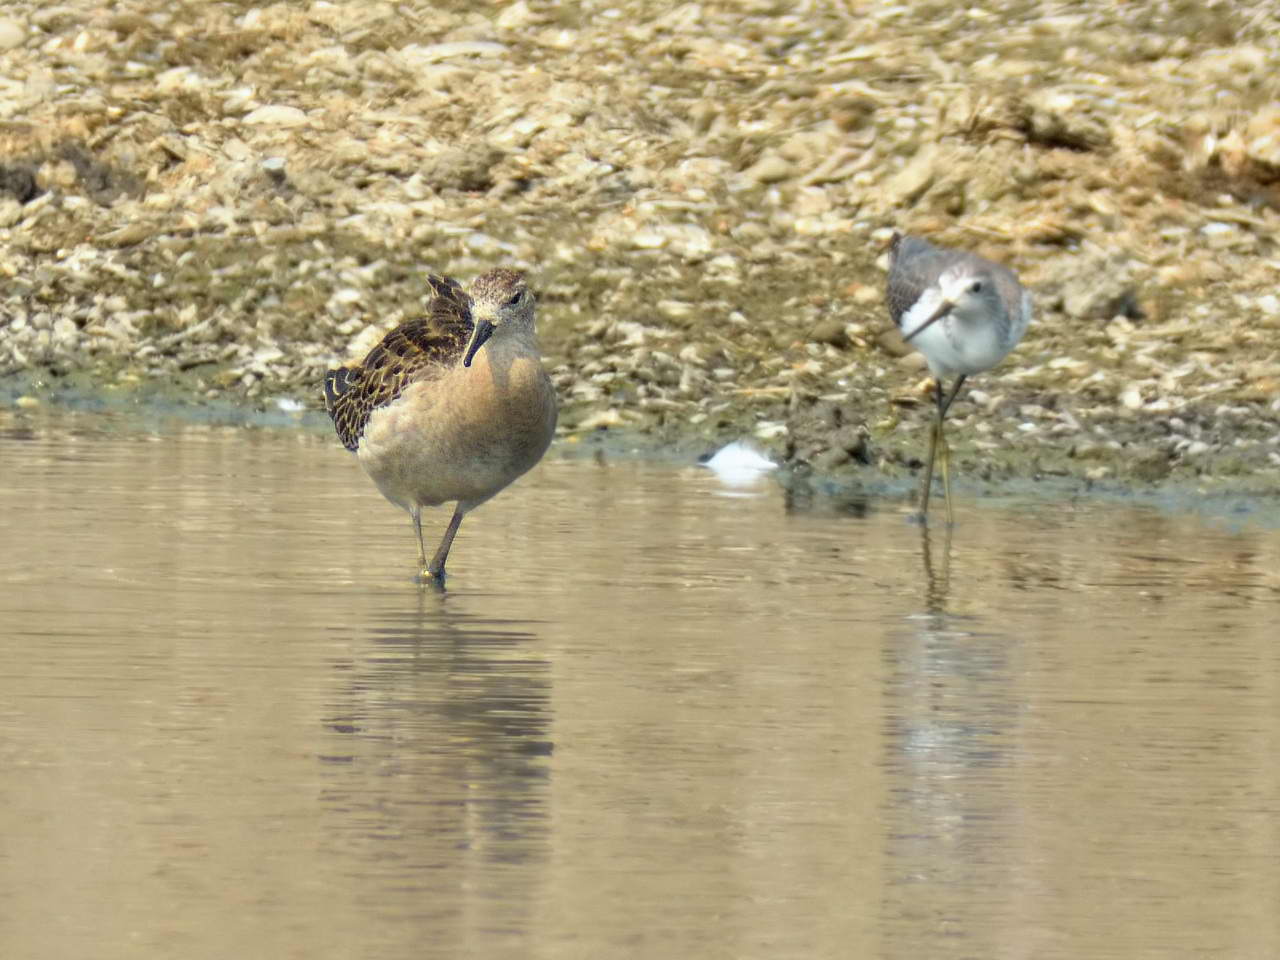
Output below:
[886,232,1032,524]
[323,269,557,583]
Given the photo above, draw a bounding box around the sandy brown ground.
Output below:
[1,1,1279,495]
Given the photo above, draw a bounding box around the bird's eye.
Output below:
[506,291,523,306]
[970,280,983,294]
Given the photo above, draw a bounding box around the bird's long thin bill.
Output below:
[462,320,495,367]
[903,302,952,343]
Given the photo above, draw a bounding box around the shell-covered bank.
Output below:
[2,1,1279,496]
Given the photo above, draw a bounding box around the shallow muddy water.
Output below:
[1,408,1278,960]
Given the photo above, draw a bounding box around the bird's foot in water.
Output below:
[415,566,447,588]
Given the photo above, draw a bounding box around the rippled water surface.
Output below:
[2,408,1278,960]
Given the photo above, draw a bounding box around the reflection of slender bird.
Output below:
[323,269,557,583]
[886,233,1032,523]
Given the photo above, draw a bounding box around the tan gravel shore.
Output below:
[2,1,1279,493]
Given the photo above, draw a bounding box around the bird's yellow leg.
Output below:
[935,374,966,526]
[918,418,939,519]
[917,378,950,520]
[939,419,954,527]
[411,508,427,570]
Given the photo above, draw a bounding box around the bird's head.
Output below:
[903,267,1000,342]
[463,269,535,367]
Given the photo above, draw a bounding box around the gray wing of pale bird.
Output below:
[986,260,1032,350]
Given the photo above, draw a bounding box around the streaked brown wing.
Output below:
[323,275,475,452]
[424,274,474,327]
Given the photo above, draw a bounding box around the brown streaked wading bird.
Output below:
[323,268,557,583]
[886,232,1032,524]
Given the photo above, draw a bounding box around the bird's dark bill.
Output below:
[463,320,495,367]
[903,302,951,343]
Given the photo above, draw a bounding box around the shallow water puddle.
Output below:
[1,408,1277,960]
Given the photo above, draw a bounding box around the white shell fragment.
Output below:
[703,441,778,489]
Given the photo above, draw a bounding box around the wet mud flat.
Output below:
[4,377,1279,532]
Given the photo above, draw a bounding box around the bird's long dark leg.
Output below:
[425,504,466,582]
[937,375,967,526]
